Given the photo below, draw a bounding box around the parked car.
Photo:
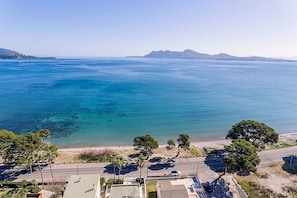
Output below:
[170,170,181,176]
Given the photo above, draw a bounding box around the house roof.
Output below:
[157,180,189,198]
[109,184,141,198]
[63,175,101,198]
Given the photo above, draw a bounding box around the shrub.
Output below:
[78,149,113,162]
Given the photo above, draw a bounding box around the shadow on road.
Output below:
[0,164,46,182]
[204,149,225,172]
[103,162,138,175]
[148,162,174,171]
[282,155,297,174]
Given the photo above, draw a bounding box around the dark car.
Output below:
[204,182,213,192]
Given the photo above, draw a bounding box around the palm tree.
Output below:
[136,154,146,179]
[110,152,119,180]
[114,155,127,179]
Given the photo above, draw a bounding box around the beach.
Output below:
[55,132,297,164]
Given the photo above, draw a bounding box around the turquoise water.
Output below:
[0,58,297,147]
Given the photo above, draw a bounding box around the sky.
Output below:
[1,0,297,58]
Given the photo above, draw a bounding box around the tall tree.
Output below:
[226,120,279,149]
[133,134,158,159]
[114,155,128,179]
[175,134,190,158]
[136,154,146,179]
[0,130,16,163]
[223,139,260,174]
[110,152,119,180]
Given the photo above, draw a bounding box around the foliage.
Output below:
[166,139,175,149]
[136,177,144,185]
[110,152,128,179]
[177,134,190,150]
[174,133,190,158]
[226,120,279,149]
[136,154,146,179]
[146,181,157,198]
[133,134,158,158]
[238,180,286,198]
[106,178,124,187]
[78,149,113,162]
[189,148,200,157]
[100,177,105,186]
[0,181,40,198]
[223,139,260,174]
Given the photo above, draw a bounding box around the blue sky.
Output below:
[1,0,297,57]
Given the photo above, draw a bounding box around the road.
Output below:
[1,146,296,183]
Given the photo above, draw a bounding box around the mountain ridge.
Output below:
[143,49,295,62]
[0,48,55,59]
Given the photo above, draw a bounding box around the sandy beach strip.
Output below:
[57,132,297,154]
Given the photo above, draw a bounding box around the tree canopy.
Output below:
[223,139,260,174]
[133,134,158,158]
[226,120,279,149]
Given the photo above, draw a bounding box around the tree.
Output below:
[0,129,58,186]
[0,130,16,162]
[175,134,190,158]
[136,154,146,179]
[133,134,158,159]
[114,155,127,179]
[110,152,119,180]
[223,139,260,174]
[226,120,279,149]
[166,139,175,150]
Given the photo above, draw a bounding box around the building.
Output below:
[63,175,101,198]
[157,177,205,198]
[108,184,142,198]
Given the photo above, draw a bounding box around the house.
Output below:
[63,175,101,198]
[107,184,143,198]
[157,177,205,198]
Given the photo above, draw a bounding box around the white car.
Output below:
[170,170,181,176]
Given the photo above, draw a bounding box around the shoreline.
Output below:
[58,132,297,153]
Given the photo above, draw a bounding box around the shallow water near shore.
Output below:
[0,58,297,147]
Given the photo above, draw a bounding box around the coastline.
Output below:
[57,132,297,153]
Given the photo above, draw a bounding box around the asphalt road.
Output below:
[1,145,296,183]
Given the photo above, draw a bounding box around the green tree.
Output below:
[0,129,58,186]
[226,120,279,149]
[166,139,175,150]
[114,155,128,179]
[136,154,146,179]
[0,130,16,162]
[133,134,158,159]
[110,152,119,180]
[175,134,190,158]
[223,139,260,174]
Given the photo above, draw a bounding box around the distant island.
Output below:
[140,49,294,62]
[0,48,55,59]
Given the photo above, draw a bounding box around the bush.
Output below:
[136,177,144,184]
[100,177,105,186]
[106,178,124,187]
[78,149,113,162]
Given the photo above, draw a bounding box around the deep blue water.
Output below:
[0,58,296,147]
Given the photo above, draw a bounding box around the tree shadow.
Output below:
[203,174,233,198]
[103,163,138,176]
[282,155,297,174]
[204,155,225,172]
[148,162,175,171]
[0,164,31,181]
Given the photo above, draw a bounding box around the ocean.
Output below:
[0,58,296,147]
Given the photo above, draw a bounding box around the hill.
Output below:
[143,49,294,62]
[0,48,55,59]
